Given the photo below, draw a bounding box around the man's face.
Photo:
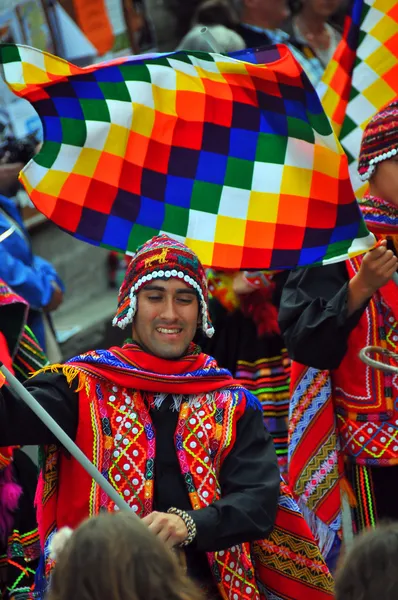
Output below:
[132,278,200,359]
[246,0,290,29]
[371,156,398,207]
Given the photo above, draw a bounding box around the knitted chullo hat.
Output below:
[113,234,214,338]
[358,99,398,181]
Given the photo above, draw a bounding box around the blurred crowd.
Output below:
[176,0,347,86]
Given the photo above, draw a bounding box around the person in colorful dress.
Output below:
[204,269,291,474]
[0,278,47,599]
[279,100,398,561]
[0,163,64,359]
[0,235,333,600]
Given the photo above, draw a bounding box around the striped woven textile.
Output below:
[236,353,290,472]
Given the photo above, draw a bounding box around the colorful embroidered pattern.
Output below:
[335,256,398,466]
[34,360,332,600]
[359,193,398,234]
[318,0,398,195]
[357,100,398,181]
[0,278,28,361]
[0,280,28,312]
[13,326,48,382]
[253,484,334,600]
[85,381,333,600]
[346,463,377,532]
[0,528,40,600]
[0,43,375,269]
[288,249,398,554]
[236,353,290,472]
[289,365,341,534]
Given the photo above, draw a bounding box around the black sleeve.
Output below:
[0,372,79,446]
[278,262,369,370]
[186,405,280,552]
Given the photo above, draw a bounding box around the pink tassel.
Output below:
[0,465,22,542]
[35,471,45,549]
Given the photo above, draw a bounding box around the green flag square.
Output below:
[191,181,222,213]
[256,133,287,164]
[162,204,189,236]
[128,224,159,250]
[287,116,315,144]
[118,64,151,83]
[0,44,21,64]
[60,118,87,146]
[224,157,254,189]
[80,99,111,122]
[34,141,62,169]
[99,82,131,102]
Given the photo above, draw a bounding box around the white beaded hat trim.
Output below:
[359,147,398,181]
[112,269,215,338]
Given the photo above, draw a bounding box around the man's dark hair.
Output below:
[335,522,398,600]
[0,133,39,166]
[194,0,239,29]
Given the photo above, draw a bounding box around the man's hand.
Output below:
[232,271,254,296]
[142,511,188,548]
[348,240,397,315]
[44,283,64,313]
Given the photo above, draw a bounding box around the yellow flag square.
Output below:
[73,148,102,177]
[215,216,246,246]
[36,170,69,196]
[103,124,130,157]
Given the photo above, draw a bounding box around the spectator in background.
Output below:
[0,158,64,361]
[233,0,325,86]
[177,0,245,53]
[47,513,205,600]
[0,278,48,600]
[335,523,398,600]
[284,0,344,68]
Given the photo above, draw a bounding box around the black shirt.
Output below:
[236,24,273,48]
[236,23,319,61]
[0,372,280,580]
[278,262,369,370]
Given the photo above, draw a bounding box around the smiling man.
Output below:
[0,234,282,599]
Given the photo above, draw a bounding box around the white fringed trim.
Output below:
[151,391,234,411]
[48,527,74,560]
[298,499,337,559]
[360,147,398,181]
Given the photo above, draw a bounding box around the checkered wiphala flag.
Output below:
[0,43,375,269]
[318,0,398,195]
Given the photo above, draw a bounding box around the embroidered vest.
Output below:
[332,257,398,465]
[51,377,261,600]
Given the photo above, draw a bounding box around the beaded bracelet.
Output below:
[167,507,197,547]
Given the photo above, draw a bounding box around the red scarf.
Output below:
[65,342,237,395]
